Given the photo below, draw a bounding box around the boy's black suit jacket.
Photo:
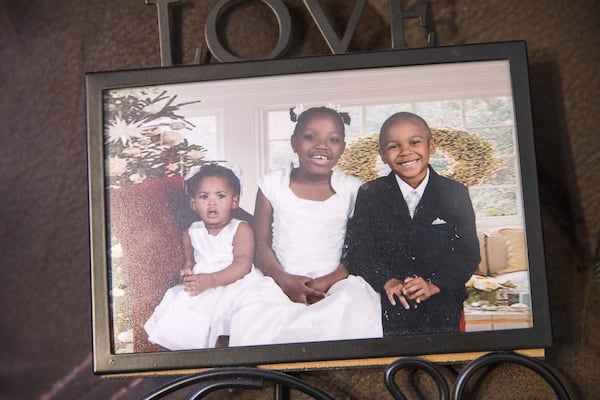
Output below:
[345,166,480,335]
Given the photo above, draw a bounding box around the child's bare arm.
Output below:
[183,222,254,296]
[254,189,326,304]
[211,221,254,286]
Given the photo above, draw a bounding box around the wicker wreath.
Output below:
[338,128,502,186]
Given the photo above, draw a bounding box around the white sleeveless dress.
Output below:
[229,167,382,346]
[144,218,250,350]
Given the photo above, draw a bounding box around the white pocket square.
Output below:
[432,218,447,225]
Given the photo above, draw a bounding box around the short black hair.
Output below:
[379,112,433,148]
[292,106,349,137]
[186,164,241,197]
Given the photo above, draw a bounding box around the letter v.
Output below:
[303,0,367,54]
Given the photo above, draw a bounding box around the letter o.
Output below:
[205,0,292,62]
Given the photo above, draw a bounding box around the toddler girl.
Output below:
[144,164,254,350]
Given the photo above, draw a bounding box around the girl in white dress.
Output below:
[144,164,254,350]
[229,106,382,346]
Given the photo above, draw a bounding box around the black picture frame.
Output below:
[86,40,552,375]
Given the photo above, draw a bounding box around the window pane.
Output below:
[270,140,295,170]
[430,151,455,176]
[464,97,514,126]
[343,106,364,140]
[415,101,463,128]
[469,186,518,217]
[267,110,295,140]
[479,156,517,186]
[366,104,412,132]
[474,126,515,156]
[185,115,219,160]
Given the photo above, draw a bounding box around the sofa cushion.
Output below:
[476,231,488,275]
[494,228,528,275]
[486,229,509,276]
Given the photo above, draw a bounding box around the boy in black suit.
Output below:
[344,112,480,335]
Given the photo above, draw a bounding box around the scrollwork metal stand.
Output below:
[141,367,334,400]
[142,351,571,400]
[450,352,571,400]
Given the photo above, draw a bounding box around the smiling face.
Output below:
[191,176,238,234]
[379,119,436,188]
[290,113,346,177]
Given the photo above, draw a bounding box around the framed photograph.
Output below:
[86,40,552,374]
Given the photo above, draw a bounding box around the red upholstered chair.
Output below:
[108,176,253,352]
[109,176,189,352]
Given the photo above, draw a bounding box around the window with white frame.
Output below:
[139,59,525,226]
[264,93,521,227]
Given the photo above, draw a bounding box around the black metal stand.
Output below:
[141,351,571,399]
[384,357,450,400]
[451,352,571,400]
[140,367,333,400]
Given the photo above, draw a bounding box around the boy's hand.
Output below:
[384,278,411,310]
[402,276,440,304]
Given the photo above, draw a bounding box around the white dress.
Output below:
[144,218,250,350]
[228,167,382,346]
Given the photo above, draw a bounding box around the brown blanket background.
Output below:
[1,0,599,398]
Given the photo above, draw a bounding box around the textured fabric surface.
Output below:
[1,0,599,398]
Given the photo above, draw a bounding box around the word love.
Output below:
[146,0,434,66]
